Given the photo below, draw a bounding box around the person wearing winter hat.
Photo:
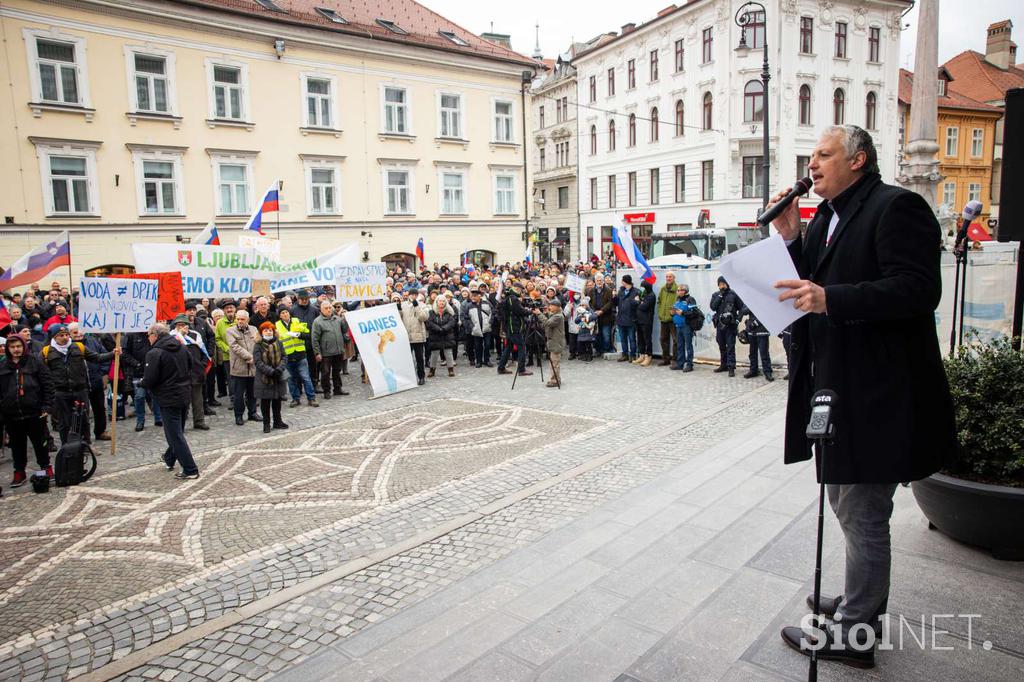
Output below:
[710,276,742,377]
[253,321,289,433]
[614,274,639,362]
[172,314,213,430]
[635,280,656,366]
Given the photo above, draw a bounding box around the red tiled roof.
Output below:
[942,50,1024,103]
[174,0,538,67]
[898,68,1002,112]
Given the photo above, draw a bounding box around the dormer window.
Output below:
[439,30,469,46]
[254,0,286,12]
[937,79,946,96]
[315,7,348,24]
[377,19,408,35]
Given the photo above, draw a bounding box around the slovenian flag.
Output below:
[415,237,425,266]
[0,231,71,289]
[466,263,476,275]
[524,243,533,265]
[244,182,280,235]
[0,298,12,329]
[195,220,220,245]
[612,222,656,284]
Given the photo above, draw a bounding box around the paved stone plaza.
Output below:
[0,359,1021,681]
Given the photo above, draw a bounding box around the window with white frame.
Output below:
[212,64,244,119]
[439,169,466,214]
[304,160,342,215]
[29,33,87,105]
[971,128,984,157]
[942,181,956,207]
[590,177,597,210]
[131,53,170,113]
[383,86,409,134]
[439,93,462,138]
[384,169,412,214]
[216,163,250,215]
[494,173,516,214]
[945,126,959,157]
[968,183,981,203]
[493,100,514,142]
[131,150,183,215]
[304,76,333,128]
[50,156,90,213]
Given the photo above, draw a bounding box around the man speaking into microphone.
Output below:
[769,125,957,667]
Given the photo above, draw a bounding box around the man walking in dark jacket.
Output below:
[614,275,639,362]
[142,323,199,480]
[0,335,55,486]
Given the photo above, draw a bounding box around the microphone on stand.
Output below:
[954,200,984,254]
[756,177,814,227]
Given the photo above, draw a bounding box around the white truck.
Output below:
[649,227,762,262]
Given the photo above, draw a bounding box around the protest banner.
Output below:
[565,273,585,294]
[346,304,418,398]
[131,243,359,297]
[119,272,185,321]
[238,233,281,259]
[79,277,158,333]
[335,264,387,302]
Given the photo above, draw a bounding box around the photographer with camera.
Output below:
[496,281,532,377]
[533,299,566,387]
[710,276,742,377]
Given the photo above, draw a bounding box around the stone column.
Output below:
[897,0,943,214]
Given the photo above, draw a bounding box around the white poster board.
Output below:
[335,264,387,302]
[346,304,418,398]
[565,273,585,294]
[238,233,282,259]
[78,277,159,333]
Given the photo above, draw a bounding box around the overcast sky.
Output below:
[426,0,1023,69]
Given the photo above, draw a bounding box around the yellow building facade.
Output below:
[0,0,537,282]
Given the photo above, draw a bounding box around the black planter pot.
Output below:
[912,473,1024,561]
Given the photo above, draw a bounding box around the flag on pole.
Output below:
[195,220,221,246]
[244,182,280,235]
[524,243,533,265]
[415,237,425,266]
[612,222,656,284]
[0,231,71,289]
[0,298,12,329]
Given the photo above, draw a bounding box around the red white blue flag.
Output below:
[0,231,71,289]
[415,237,425,266]
[244,182,280,235]
[612,222,656,284]
[195,220,220,245]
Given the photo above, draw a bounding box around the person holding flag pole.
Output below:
[415,238,426,268]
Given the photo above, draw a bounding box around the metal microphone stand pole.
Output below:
[809,436,828,682]
[958,237,969,348]
[949,218,966,356]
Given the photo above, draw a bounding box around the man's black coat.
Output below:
[785,173,956,484]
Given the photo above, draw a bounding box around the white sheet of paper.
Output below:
[718,235,807,336]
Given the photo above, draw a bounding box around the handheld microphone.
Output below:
[961,200,983,223]
[954,200,983,255]
[756,177,813,227]
[806,389,837,441]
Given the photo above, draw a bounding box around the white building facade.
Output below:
[575,0,909,259]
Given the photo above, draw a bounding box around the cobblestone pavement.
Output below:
[0,357,774,680]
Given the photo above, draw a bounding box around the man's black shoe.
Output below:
[475,362,482,368]
[322,393,332,400]
[203,408,216,416]
[670,365,684,370]
[728,369,736,377]
[248,414,261,422]
[417,377,425,386]
[174,471,199,481]
[765,372,775,382]
[207,399,222,407]
[235,417,245,426]
[497,368,511,375]
[135,424,144,432]
[154,420,163,427]
[263,424,272,433]
[337,390,350,396]
[713,366,728,373]
[743,370,760,379]
[780,626,875,669]
[806,594,844,619]
[194,424,210,431]
[683,365,694,372]
[517,370,533,376]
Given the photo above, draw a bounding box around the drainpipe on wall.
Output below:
[521,71,534,254]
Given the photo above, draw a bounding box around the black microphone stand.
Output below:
[949,219,970,356]
[808,418,835,682]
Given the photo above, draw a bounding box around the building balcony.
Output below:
[534,166,576,183]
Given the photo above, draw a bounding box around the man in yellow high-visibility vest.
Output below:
[275,308,319,408]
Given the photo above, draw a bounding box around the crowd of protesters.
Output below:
[1,261,784,488]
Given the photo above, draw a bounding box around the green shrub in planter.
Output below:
[943,336,1024,486]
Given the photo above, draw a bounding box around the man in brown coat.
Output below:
[535,300,566,387]
[225,309,259,425]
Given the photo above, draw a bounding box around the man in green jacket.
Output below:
[656,272,678,366]
[214,301,236,395]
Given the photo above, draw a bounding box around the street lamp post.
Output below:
[736,2,771,236]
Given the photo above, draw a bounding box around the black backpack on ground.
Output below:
[54,401,97,487]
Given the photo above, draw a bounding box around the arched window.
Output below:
[865,91,877,130]
[702,91,713,130]
[833,88,846,125]
[675,99,684,136]
[608,119,616,152]
[590,125,597,155]
[743,80,764,122]
[650,107,659,142]
[628,113,637,146]
[799,85,812,125]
